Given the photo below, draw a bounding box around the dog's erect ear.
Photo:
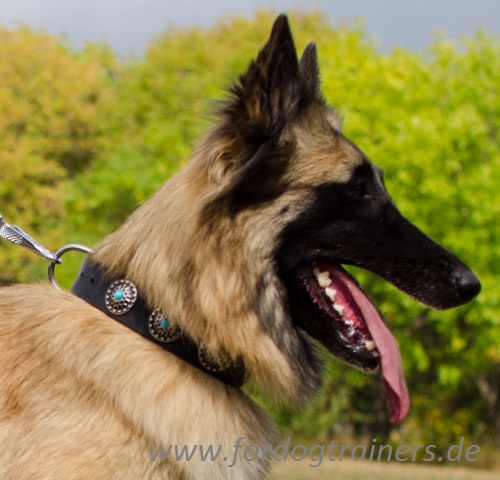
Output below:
[208,16,319,212]
[225,15,302,138]
[299,42,320,100]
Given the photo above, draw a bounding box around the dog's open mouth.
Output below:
[296,260,409,423]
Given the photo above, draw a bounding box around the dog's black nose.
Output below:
[454,267,481,301]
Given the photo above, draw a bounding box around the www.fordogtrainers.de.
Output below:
[150,436,480,468]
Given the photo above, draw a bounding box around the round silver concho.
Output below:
[198,344,233,373]
[148,309,181,343]
[104,279,138,315]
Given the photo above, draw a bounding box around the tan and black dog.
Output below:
[0,15,480,479]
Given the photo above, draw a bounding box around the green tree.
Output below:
[0,28,116,283]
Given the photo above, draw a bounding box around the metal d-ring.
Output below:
[48,244,93,290]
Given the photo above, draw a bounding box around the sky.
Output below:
[0,0,499,55]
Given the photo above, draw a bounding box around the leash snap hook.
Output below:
[0,214,61,264]
[48,244,93,290]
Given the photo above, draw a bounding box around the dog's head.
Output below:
[202,15,479,421]
[96,15,480,422]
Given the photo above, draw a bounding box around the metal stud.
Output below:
[198,344,233,373]
[148,309,181,343]
[104,279,138,315]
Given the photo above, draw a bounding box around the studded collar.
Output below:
[71,259,247,388]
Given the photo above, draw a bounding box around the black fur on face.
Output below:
[276,159,481,310]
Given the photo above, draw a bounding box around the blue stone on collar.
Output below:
[105,279,138,315]
[148,309,181,343]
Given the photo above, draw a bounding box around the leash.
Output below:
[0,214,246,388]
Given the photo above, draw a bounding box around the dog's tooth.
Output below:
[325,287,336,302]
[315,271,332,287]
[333,304,344,316]
[365,340,376,352]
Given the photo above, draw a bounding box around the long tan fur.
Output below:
[0,285,274,479]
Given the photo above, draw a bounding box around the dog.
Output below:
[0,15,480,479]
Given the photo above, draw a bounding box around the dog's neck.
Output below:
[71,258,247,388]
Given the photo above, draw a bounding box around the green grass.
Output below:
[270,459,498,480]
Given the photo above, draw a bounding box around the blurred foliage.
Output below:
[0,28,116,282]
[0,11,498,451]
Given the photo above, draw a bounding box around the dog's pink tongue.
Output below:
[337,269,410,423]
[355,292,410,422]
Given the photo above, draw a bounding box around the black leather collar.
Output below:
[71,259,246,388]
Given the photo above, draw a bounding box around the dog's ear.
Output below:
[224,14,301,138]
[299,42,320,100]
[206,16,314,212]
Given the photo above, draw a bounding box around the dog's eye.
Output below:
[350,181,370,199]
